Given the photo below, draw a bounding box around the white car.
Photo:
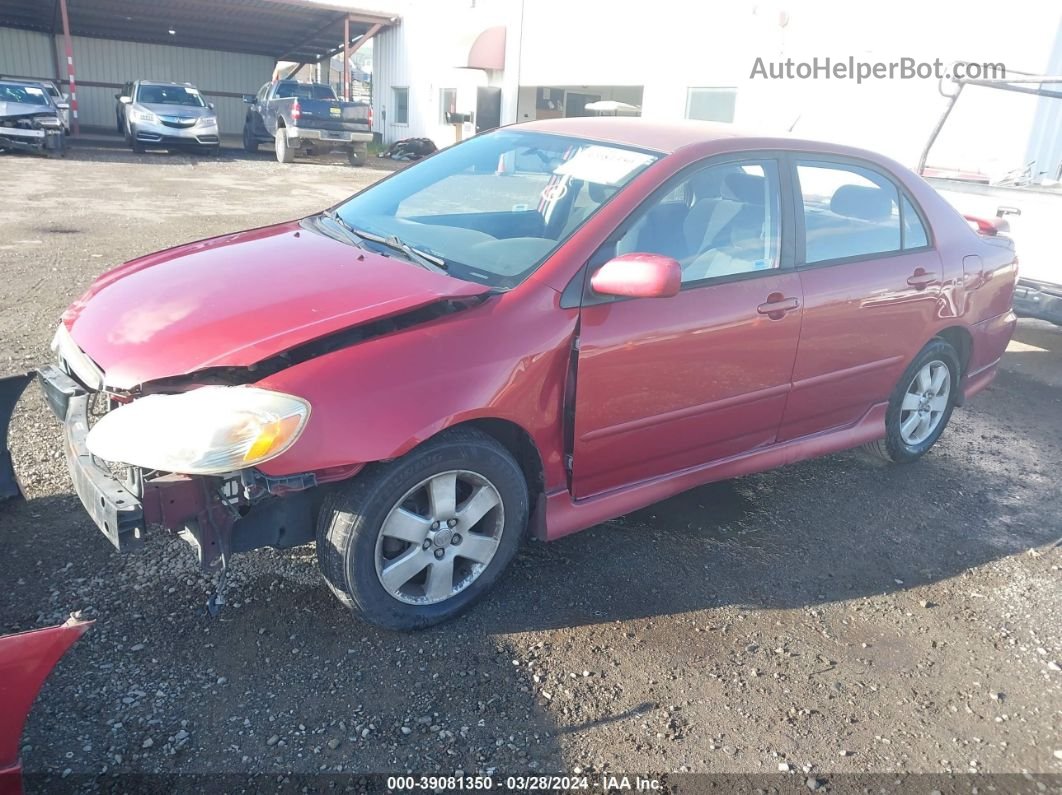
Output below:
[0,76,69,132]
[118,80,220,155]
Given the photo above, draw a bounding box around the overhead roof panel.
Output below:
[0,0,396,62]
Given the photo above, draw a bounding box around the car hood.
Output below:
[139,102,214,119]
[62,220,489,390]
[0,100,57,119]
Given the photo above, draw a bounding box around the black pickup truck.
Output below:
[242,80,372,166]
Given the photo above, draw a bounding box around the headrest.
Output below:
[588,182,618,203]
[722,172,765,204]
[689,168,727,200]
[830,184,893,222]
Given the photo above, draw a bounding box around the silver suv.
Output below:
[118,80,220,154]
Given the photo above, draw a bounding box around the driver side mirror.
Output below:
[119,95,132,105]
[590,253,681,299]
[242,94,255,104]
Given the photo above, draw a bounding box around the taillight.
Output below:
[368,105,373,127]
[291,99,301,121]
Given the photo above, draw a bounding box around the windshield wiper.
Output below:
[321,211,447,273]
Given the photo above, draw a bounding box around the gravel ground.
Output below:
[1,143,1060,790]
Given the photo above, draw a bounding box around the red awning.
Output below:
[467,26,505,70]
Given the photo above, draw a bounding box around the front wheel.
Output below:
[242,124,259,153]
[863,338,960,463]
[316,428,528,630]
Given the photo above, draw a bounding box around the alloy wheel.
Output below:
[374,470,504,605]
[899,359,951,446]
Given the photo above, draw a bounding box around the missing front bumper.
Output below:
[37,365,145,550]
[35,364,316,566]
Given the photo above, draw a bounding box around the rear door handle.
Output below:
[907,268,937,289]
[757,294,800,319]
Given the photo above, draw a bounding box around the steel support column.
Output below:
[343,16,351,101]
[57,0,79,136]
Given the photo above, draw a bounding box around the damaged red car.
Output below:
[35,118,1017,629]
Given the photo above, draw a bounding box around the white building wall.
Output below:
[372,0,509,147]
[510,0,1060,173]
[370,0,1057,174]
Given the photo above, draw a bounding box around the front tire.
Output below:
[316,428,528,630]
[242,123,259,153]
[864,338,960,463]
[275,128,294,163]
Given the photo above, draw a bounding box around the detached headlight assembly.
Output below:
[86,386,310,475]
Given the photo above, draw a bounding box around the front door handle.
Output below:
[907,268,936,289]
[757,293,800,320]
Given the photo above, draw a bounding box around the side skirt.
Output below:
[544,402,888,541]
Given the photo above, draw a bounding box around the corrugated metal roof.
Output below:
[0,0,396,62]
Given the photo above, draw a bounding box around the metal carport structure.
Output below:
[0,0,395,135]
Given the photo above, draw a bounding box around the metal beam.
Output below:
[320,22,382,67]
[277,12,347,61]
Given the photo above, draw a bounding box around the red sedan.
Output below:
[38,118,1017,629]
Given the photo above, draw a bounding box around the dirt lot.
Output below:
[1,143,1060,790]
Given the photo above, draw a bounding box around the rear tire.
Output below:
[316,428,528,630]
[275,128,294,163]
[347,145,366,167]
[863,338,960,463]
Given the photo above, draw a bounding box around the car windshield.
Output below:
[137,85,205,107]
[334,130,660,288]
[275,82,337,100]
[0,83,50,106]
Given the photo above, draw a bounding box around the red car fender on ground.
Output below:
[0,616,91,795]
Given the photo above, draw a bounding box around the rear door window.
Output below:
[795,161,901,264]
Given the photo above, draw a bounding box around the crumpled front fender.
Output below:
[0,616,91,795]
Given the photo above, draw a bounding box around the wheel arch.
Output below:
[934,325,973,376]
[447,417,545,515]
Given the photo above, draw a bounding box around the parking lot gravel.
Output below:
[1,143,1060,789]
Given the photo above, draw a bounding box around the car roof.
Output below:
[0,77,54,87]
[0,79,51,90]
[517,116,893,165]
[136,80,197,87]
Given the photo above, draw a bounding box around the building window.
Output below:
[440,87,457,124]
[685,87,737,123]
[393,87,409,125]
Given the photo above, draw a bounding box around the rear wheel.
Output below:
[275,128,294,163]
[347,144,367,167]
[863,338,960,463]
[316,428,528,630]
